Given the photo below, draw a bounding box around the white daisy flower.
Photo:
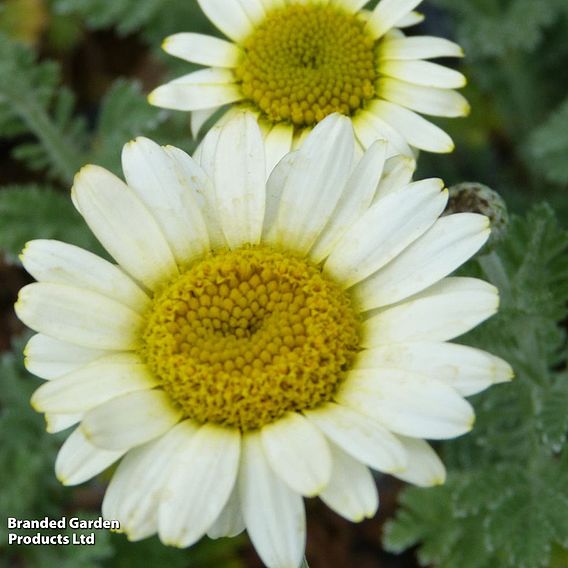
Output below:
[16,113,510,568]
[149,0,469,168]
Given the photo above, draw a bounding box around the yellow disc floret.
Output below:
[142,246,360,431]
[235,4,377,127]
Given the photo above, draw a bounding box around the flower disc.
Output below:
[235,4,377,126]
[142,246,361,430]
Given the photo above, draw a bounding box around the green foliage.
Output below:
[419,0,568,220]
[431,0,568,58]
[0,338,68,555]
[0,32,86,182]
[89,80,167,173]
[0,184,101,260]
[0,33,182,186]
[384,204,568,568]
[52,0,215,42]
[109,534,244,568]
[528,97,568,185]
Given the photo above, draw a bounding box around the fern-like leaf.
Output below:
[384,204,568,568]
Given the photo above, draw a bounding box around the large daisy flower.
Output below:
[16,113,510,568]
[149,0,469,169]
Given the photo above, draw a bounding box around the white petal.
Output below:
[325,179,447,287]
[393,436,446,487]
[31,353,158,414]
[213,112,266,247]
[148,69,242,111]
[353,213,491,310]
[72,165,178,290]
[162,33,242,67]
[319,443,379,522]
[305,403,407,473]
[366,0,423,39]
[103,420,197,540]
[16,283,143,350]
[160,68,236,88]
[310,140,387,263]
[121,138,210,266]
[239,0,266,25]
[24,334,107,380]
[159,425,240,547]
[125,518,158,542]
[378,78,470,117]
[267,114,354,254]
[207,482,245,539]
[45,412,82,433]
[370,100,455,153]
[379,36,464,60]
[195,123,222,179]
[261,412,332,497]
[338,369,475,439]
[354,141,366,163]
[56,427,125,486]
[240,432,306,568]
[353,110,413,157]
[373,154,416,202]
[355,341,514,396]
[81,390,182,451]
[191,107,220,139]
[380,60,466,89]
[197,0,253,42]
[396,10,424,27]
[166,142,227,250]
[331,0,369,13]
[21,240,150,313]
[263,150,298,241]
[362,277,499,346]
[264,123,294,179]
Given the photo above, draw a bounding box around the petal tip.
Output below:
[30,395,41,412]
[433,474,446,486]
[13,293,26,316]
[497,363,515,382]
[56,473,68,485]
[147,90,159,106]
[19,240,32,262]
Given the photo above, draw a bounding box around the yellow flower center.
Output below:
[235,4,377,127]
[142,246,360,431]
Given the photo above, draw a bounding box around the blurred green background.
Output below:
[1,0,567,567]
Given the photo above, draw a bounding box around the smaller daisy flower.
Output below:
[149,0,469,170]
[16,113,510,568]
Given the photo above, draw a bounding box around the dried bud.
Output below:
[445,182,509,251]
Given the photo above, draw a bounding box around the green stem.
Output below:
[300,557,310,568]
[2,86,81,185]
